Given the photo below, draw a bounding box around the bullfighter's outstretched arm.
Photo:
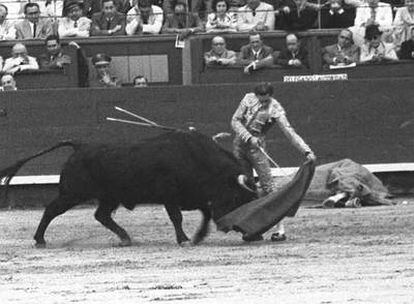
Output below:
[276,113,313,155]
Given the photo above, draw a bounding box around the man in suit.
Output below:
[322,29,360,67]
[90,0,126,36]
[15,3,54,39]
[2,43,39,74]
[237,0,275,32]
[239,32,273,74]
[204,36,237,66]
[38,35,72,70]
[274,33,309,68]
[320,0,355,29]
[0,4,16,40]
[399,27,414,60]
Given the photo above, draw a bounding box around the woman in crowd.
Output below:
[393,0,414,47]
[206,0,237,32]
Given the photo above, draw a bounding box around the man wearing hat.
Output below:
[360,24,398,63]
[58,1,92,37]
[90,53,121,87]
[231,82,316,242]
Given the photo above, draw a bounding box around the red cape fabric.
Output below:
[215,160,315,237]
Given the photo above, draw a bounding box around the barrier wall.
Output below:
[0,78,413,178]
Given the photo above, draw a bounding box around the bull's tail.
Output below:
[0,141,78,203]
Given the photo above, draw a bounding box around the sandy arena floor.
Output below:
[1,199,413,304]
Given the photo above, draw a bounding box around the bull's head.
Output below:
[210,174,257,222]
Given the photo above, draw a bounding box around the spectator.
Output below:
[90,0,126,36]
[322,29,360,67]
[59,1,92,37]
[228,0,247,18]
[90,53,121,87]
[360,23,398,62]
[239,32,273,73]
[206,0,237,32]
[162,1,204,37]
[39,35,72,70]
[15,3,54,39]
[399,26,414,59]
[351,0,393,46]
[204,35,237,66]
[274,33,309,68]
[163,0,213,20]
[237,0,275,31]
[393,0,414,47]
[2,43,39,74]
[34,0,64,18]
[133,75,148,87]
[0,4,16,40]
[82,0,132,17]
[320,0,356,28]
[0,74,17,91]
[274,0,320,30]
[126,0,164,35]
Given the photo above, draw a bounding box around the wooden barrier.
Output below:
[0,78,412,174]
[0,78,413,207]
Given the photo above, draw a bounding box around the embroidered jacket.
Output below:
[231,93,311,154]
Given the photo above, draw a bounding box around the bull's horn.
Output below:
[237,175,255,193]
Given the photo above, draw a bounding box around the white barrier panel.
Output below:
[283,73,348,83]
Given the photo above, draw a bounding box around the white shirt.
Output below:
[206,12,237,32]
[360,41,398,62]
[0,20,17,40]
[58,17,91,38]
[237,2,275,32]
[354,2,393,30]
[126,5,164,35]
[2,55,39,74]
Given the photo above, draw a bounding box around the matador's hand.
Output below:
[306,151,317,162]
[249,136,262,148]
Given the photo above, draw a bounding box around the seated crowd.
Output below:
[0,0,412,42]
[0,34,147,90]
[0,0,413,90]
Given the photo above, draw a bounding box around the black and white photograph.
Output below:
[0,0,413,303]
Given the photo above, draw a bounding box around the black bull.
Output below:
[0,131,257,247]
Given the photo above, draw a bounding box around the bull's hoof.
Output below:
[179,240,192,247]
[242,234,263,242]
[191,234,205,245]
[118,239,132,247]
[34,242,46,249]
